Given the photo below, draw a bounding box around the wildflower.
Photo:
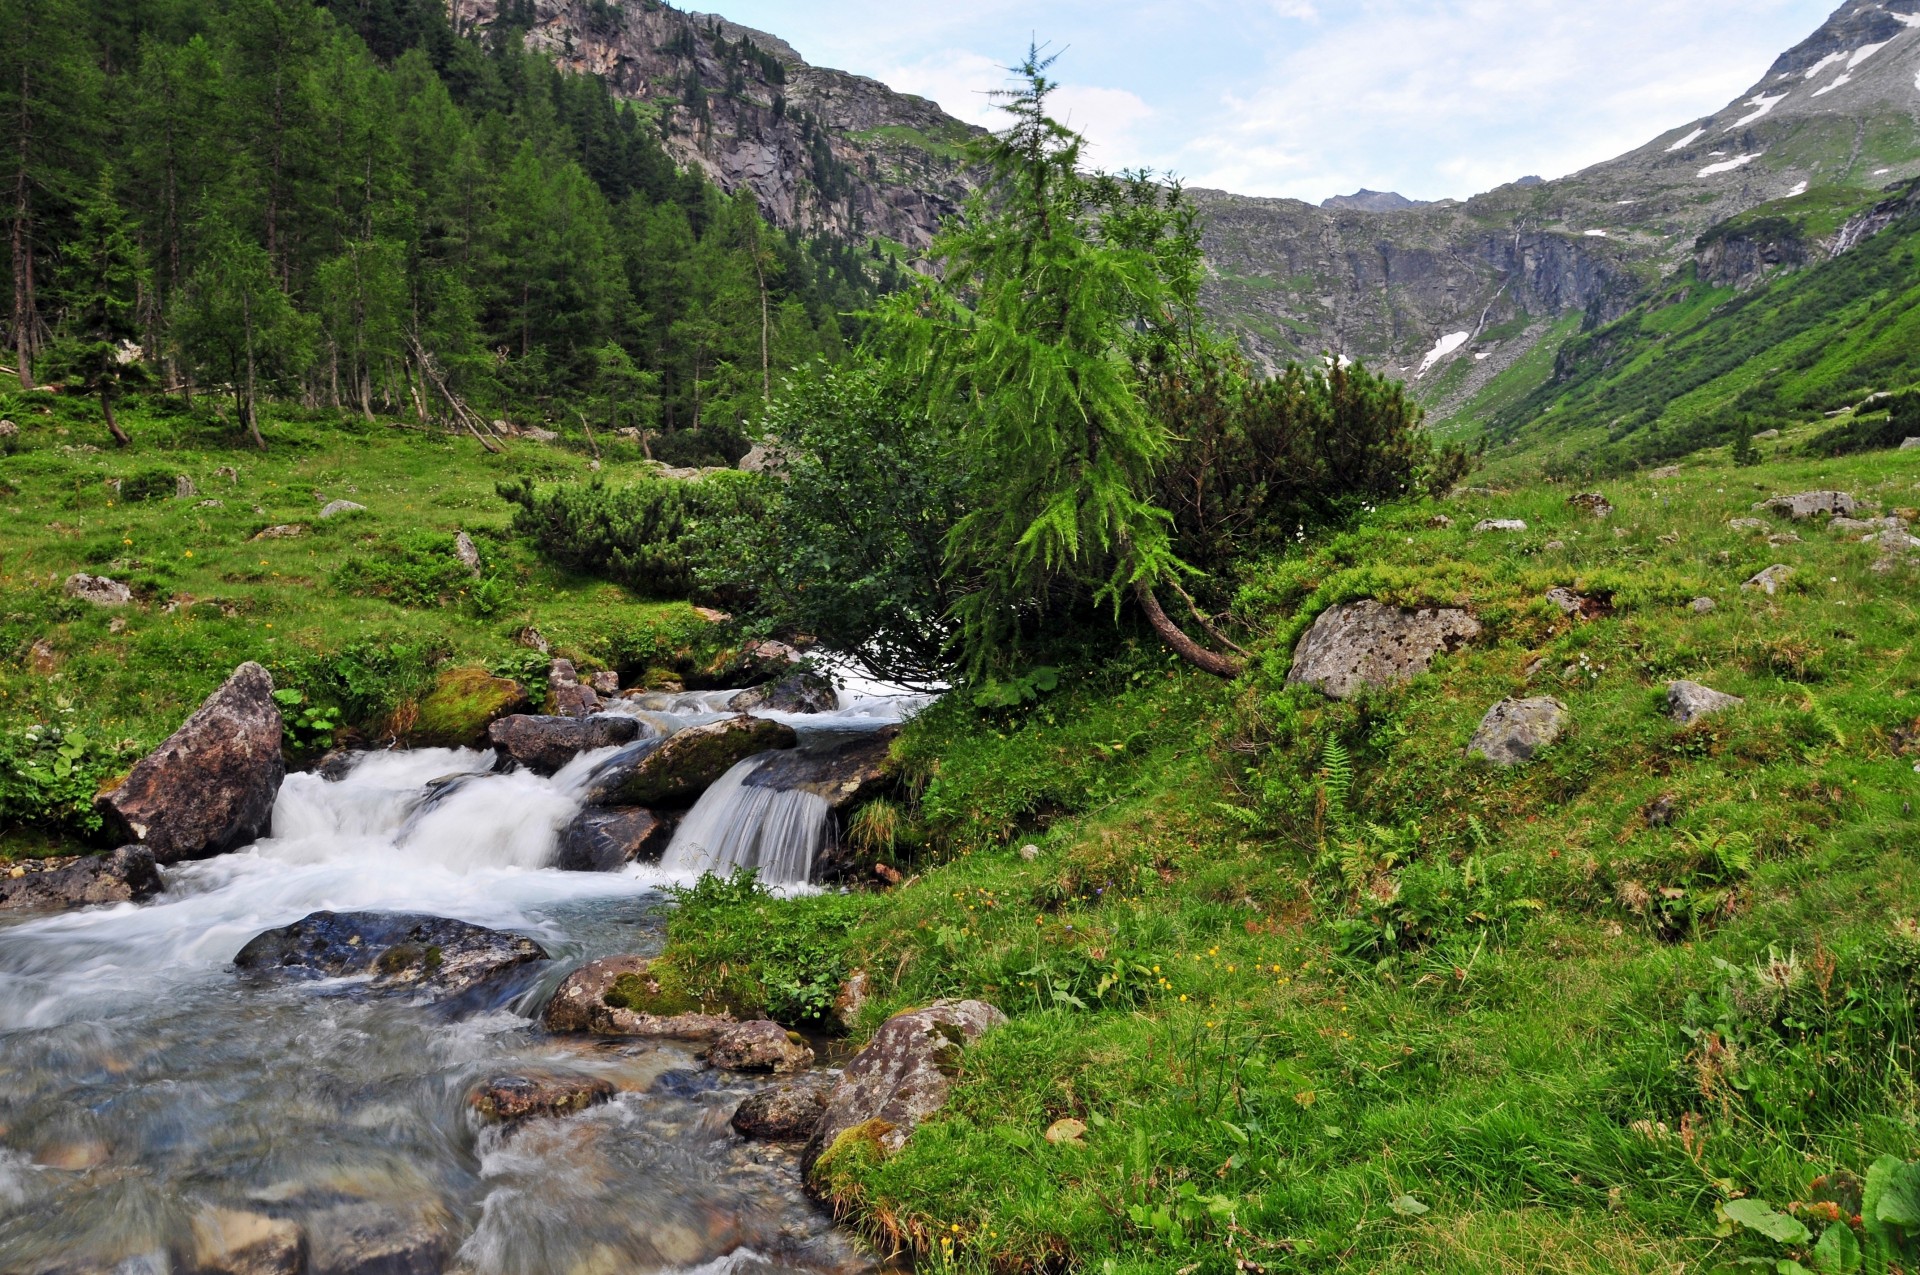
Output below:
[184,551,193,558]
[1179,994,1188,1002]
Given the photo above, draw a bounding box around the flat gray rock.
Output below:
[1743,564,1794,595]
[1474,519,1528,533]
[1690,597,1717,614]
[64,574,132,607]
[1467,697,1568,767]
[1758,491,1857,520]
[317,499,366,519]
[1287,601,1480,700]
[1668,680,1744,725]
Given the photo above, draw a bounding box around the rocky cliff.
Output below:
[450,0,981,254]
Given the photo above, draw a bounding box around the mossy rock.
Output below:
[605,964,754,1019]
[603,714,797,807]
[808,1118,898,1190]
[407,667,529,749]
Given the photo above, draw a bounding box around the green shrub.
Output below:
[1806,390,1920,455]
[655,870,871,1025]
[119,468,179,502]
[499,474,748,599]
[0,721,133,841]
[330,532,477,608]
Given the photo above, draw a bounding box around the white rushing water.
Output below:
[663,757,832,885]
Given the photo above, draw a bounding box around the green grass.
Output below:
[0,392,717,854]
[652,440,1920,1273]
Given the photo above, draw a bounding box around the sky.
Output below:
[702,0,1844,203]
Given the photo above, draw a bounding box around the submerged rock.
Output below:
[233,911,548,1001]
[801,999,1006,1179]
[488,714,641,776]
[732,1073,835,1141]
[468,1072,616,1123]
[554,807,673,871]
[1286,601,1481,700]
[598,715,798,808]
[305,1203,450,1275]
[541,955,736,1039]
[188,1206,303,1275]
[731,672,838,714]
[96,662,285,864]
[408,667,528,750]
[1668,680,1745,725]
[1467,698,1568,767]
[708,1020,815,1074]
[0,847,162,913]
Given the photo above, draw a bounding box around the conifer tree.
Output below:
[45,170,150,446]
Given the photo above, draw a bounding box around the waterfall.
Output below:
[660,755,832,887]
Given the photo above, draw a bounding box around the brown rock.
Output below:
[708,1020,815,1074]
[95,662,285,863]
[1286,600,1481,700]
[547,658,601,717]
[0,846,162,913]
[306,1203,449,1275]
[598,715,797,808]
[554,807,672,871]
[189,1206,305,1275]
[469,1072,616,1123]
[541,956,736,1039]
[745,728,896,808]
[731,1073,834,1140]
[831,970,870,1034]
[801,999,1006,1178]
[28,638,59,675]
[488,714,642,776]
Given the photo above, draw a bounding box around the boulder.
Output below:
[745,729,896,809]
[598,715,798,808]
[546,658,601,718]
[800,999,1006,1178]
[453,531,482,577]
[175,475,197,500]
[731,672,838,715]
[1902,438,1920,451]
[1649,465,1682,479]
[521,426,559,443]
[234,911,548,1001]
[96,662,285,863]
[1690,597,1718,614]
[731,1073,834,1141]
[188,1206,304,1275]
[1426,514,1454,529]
[1831,516,1907,534]
[0,847,162,913]
[541,955,736,1039]
[707,1019,815,1074]
[1466,697,1568,767]
[0,418,16,452]
[250,524,305,541]
[1286,600,1481,700]
[468,1072,616,1123]
[63,574,133,607]
[408,668,528,750]
[305,1204,449,1275]
[1668,680,1744,725]
[1743,564,1795,595]
[1727,517,1768,531]
[1568,492,1613,518]
[316,500,365,519]
[1473,519,1528,533]
[1868,528,1920,574]
[488,714,641,776]
[589,669,621,695]
[1544,587,1611,620]
[737,441,788,474]
[1759,491,1857,520]
[554,807,673,871]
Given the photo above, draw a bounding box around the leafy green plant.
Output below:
[659,870,869,1025]
[971,665,1060,710]
[0,721,129,838]
[1721,1155,1920,1273]
[272,688,341,751]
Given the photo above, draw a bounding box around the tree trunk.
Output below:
[102,386,130,447]
[242,292,266,451]
[1133,579,1244,678]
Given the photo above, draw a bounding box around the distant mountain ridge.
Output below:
[1320,189,1436,212]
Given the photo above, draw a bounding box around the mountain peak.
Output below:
[1320,189,1434,212]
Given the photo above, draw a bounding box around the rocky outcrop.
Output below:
[1467,698,1569,766]
[541,955,736,1039]
[731,671,838,714]
[408,667,529,750]
[553,807,673,871]
[469,1072,616,1123]
[745,729,896,809]
[1744,564,1795,595]
[1760,490,1857,520]
[1287,601,1481,700]
[234,911,549,1001]
[64,574,133,606]
[0,847,162,913]
[1668,680,1745,724]
[732,1072,835,1141]
[488,714,642,775]
[708,1020,815,1074]
[96,662,286,863]
[597,714,797,808]
[801,999,1006,1178]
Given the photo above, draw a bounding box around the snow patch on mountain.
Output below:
[1666,127,1706,152]
[1730,93,1789,128]
[1699,153,1762,177]
[1802,50,1849,79]
[1848,41,1891,68]
[1789,180,1810,196]
[1417,332,1470,376]
[1814,72,1854,96]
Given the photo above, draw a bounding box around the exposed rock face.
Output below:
[0,847,162,913]
[731,671,838,714]
[732,1072,835,1140]
[488,714,642,775]
[96,662,285,863]
[1287,601,1481,700]
[1744,564,1796,595]
[708,1020,815,1074]
[1322,189,1434,212]
[599,714,798,808]
[554,807,673,871]
[449,0,978,254]
[469,1072,616,1123]
[306,1203,449,1275]
[234,911,549,1001]
[541,955,736,1039]
[1467,698,1569,766]
[801,999,1006,1178]
[1668,680,1745,724]
[1761,490,1858,519]
[63,574,132,606]
[409,668,529,750]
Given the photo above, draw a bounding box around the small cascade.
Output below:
[661,756,832,887]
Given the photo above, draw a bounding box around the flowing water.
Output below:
[0,684,925,1273]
